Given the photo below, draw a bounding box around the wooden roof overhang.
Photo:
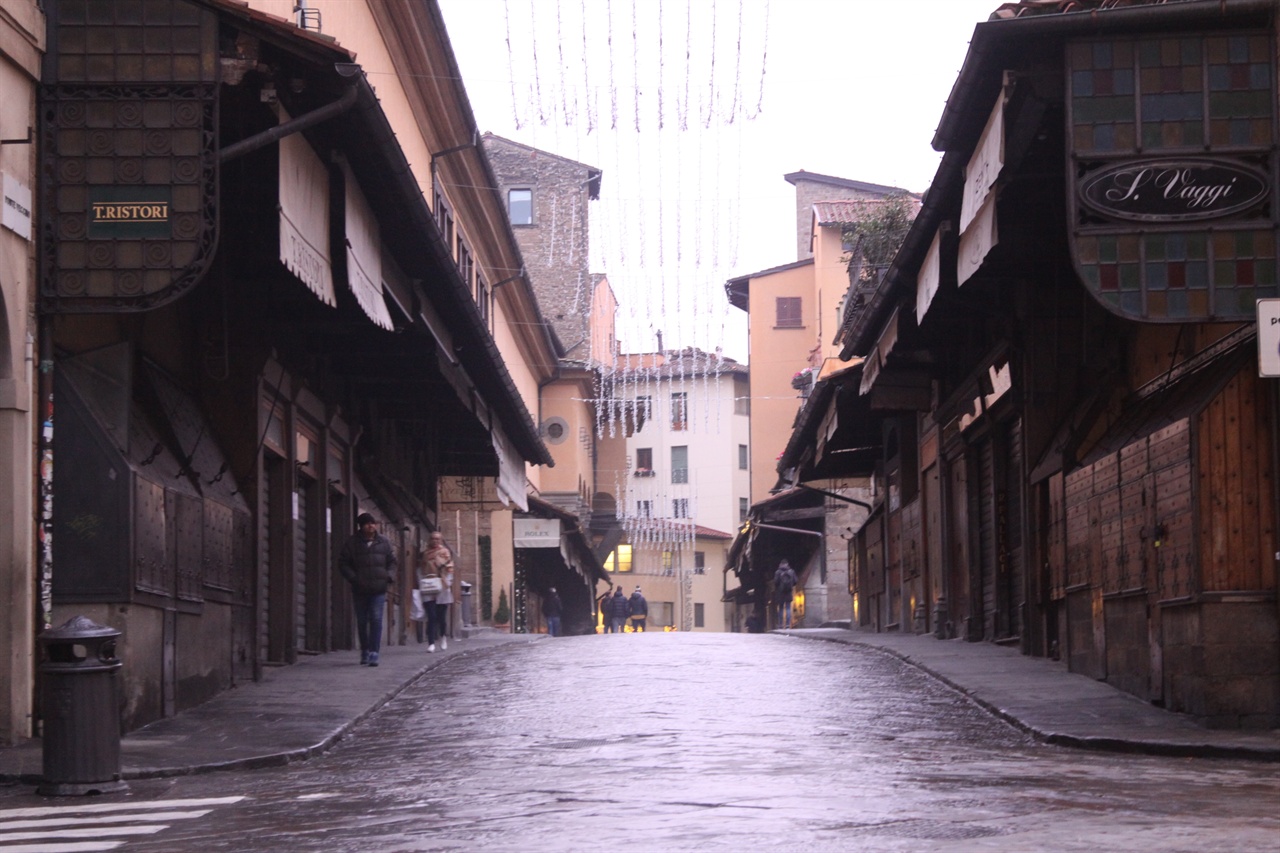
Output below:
[210,4,553,469]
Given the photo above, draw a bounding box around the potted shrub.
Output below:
[493,588,511,630]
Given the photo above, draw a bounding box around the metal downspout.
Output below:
[218,67,360,164]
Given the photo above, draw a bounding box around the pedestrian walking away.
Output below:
[338,512,397,667]
[543,587,563,637]
[629,586,648,632]
[597,589,614,633]
[773,559,797,629]
[609,586,629,633]
[420,531,454,652]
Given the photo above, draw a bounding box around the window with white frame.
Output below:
[671,446,688,483]
[508,188,532,225]
[671,392,688,431]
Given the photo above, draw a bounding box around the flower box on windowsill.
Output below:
[634,468,655,477]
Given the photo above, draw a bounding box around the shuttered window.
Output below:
[776,296,802,328]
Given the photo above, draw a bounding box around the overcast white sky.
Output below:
[438,0,1000,362]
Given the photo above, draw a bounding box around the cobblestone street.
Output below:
[3,633,1276,852]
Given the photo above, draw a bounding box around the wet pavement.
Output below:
[1,629,1278,851]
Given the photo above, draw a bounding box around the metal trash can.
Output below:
[460,581,474,627]
[38,615,127,796]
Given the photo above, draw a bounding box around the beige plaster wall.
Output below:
[0,0,41,744]
[538,380,594,496]
[590,276,618,365]
[746,263,817,502]
[813,224,854,362]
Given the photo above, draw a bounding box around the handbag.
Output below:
[419,574,444,596]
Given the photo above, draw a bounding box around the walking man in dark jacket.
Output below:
[773,559,797,629]
[338,512,397,666]
[543,587,563,637]
[628,586,648,632]
[608,586,629,633]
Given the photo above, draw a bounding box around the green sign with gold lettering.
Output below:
[87,186,173,239]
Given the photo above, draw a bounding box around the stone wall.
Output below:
[484,137,595,357]
[1162,599,1279,729]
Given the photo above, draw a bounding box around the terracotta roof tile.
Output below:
[813,198,922,227]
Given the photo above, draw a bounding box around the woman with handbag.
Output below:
[419,532,453,652]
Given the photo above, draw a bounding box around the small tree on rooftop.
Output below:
[841,192,919,284]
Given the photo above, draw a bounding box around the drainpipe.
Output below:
[36,315,54,632]
[218,66,361,164]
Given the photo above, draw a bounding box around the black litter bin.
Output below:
[460,581,474,627]
[38,615,127,796]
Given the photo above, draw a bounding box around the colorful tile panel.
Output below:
[1071,33,1272,155]
[1077,229,1279,320]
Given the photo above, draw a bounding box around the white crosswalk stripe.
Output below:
[0,795,245,852]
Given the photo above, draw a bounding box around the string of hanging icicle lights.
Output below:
[490,0,770,548]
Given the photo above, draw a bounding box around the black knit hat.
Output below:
[356,512,376,526]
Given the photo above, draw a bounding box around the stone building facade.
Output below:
[483,133,601,359]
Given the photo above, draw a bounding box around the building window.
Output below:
[662,550,674,575]
[671,392,688,431]
[671,445,688,483]
[776,296,802,328]
[739,498,749,523]
[637,500,651,518]
[605,544,633,573]
[738,444,748,470]
[477,275,490,324]
[508,188,532,225]
[457,238,473,288]
[433,189,448,231]
[694,603,705,628]
[673,498,689,518]
[635,447,653,476]
[734,376,750,415]
[694,551,705,574]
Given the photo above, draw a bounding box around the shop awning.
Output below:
[342,162,394,331]
[277,119,336,307]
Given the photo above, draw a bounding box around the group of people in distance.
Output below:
[598,585,649,633]
[335,513,799,658]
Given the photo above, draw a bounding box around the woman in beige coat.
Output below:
[420,532,454,652]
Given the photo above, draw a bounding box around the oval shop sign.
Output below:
[1079,158,1268,223]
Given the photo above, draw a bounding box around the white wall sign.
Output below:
[915,231,941,325]
[1257,299,1280,377]
[961,74,1008,234]
[2,173,32,240]
[514,518,560,548]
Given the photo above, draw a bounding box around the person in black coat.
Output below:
[597,589,614,633]
[608,586,629,633]
[543,587,563,637]
[338,512,397,666]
